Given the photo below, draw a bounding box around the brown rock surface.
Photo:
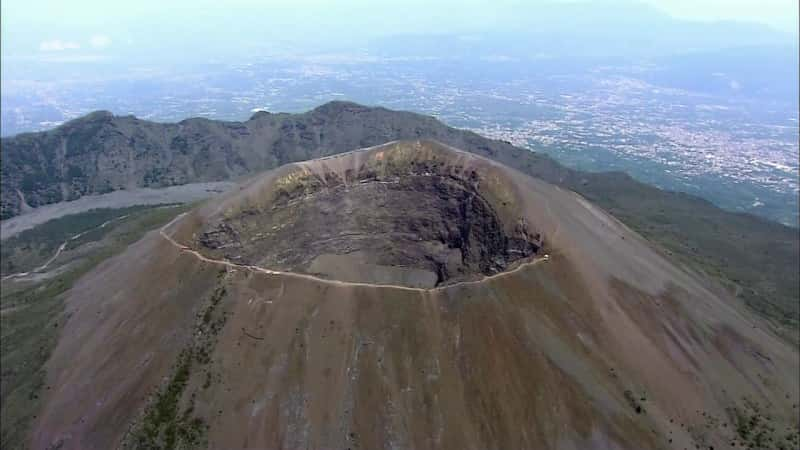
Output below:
[32,140,799,450]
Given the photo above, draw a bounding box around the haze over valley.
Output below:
[3,1,799,225]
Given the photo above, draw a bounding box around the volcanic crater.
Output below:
[195,141,543,288]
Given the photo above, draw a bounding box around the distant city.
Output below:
[2,55,798,226]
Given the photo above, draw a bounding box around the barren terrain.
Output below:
[30,141,799,450]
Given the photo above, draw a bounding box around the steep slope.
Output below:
[32,141,799,450]
[3,102,797,330]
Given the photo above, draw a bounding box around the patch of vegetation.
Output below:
[0,205,170,276]
[568,174,800,340]
[0,204,193,450]
[64,120,104,157]
[64,204,176,251]
[133,349,206,450]
[623,389,646,415]
[170,136,190,155]
[125,271,229,449]
[19,174,40,192]
[663,398,799,449]
[195,274,228,366]
[0,273,70,449]
[727,398,800,450]
[620,208,798,337]
[65,165,85,181]
[200,282,225,326]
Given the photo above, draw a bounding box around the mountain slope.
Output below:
[2,101,546,220]
[1,102,797,331]
[32,141,799,450]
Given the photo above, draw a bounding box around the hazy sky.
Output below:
[643,0,797,32]
[1,0,797,63]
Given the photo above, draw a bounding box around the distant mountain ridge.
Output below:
[1,101,797,330]
[1,101,542,219]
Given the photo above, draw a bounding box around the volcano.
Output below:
[33,140,798,449]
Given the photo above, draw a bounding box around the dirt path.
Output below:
[2,213,137,281]
[159,213,548,293]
